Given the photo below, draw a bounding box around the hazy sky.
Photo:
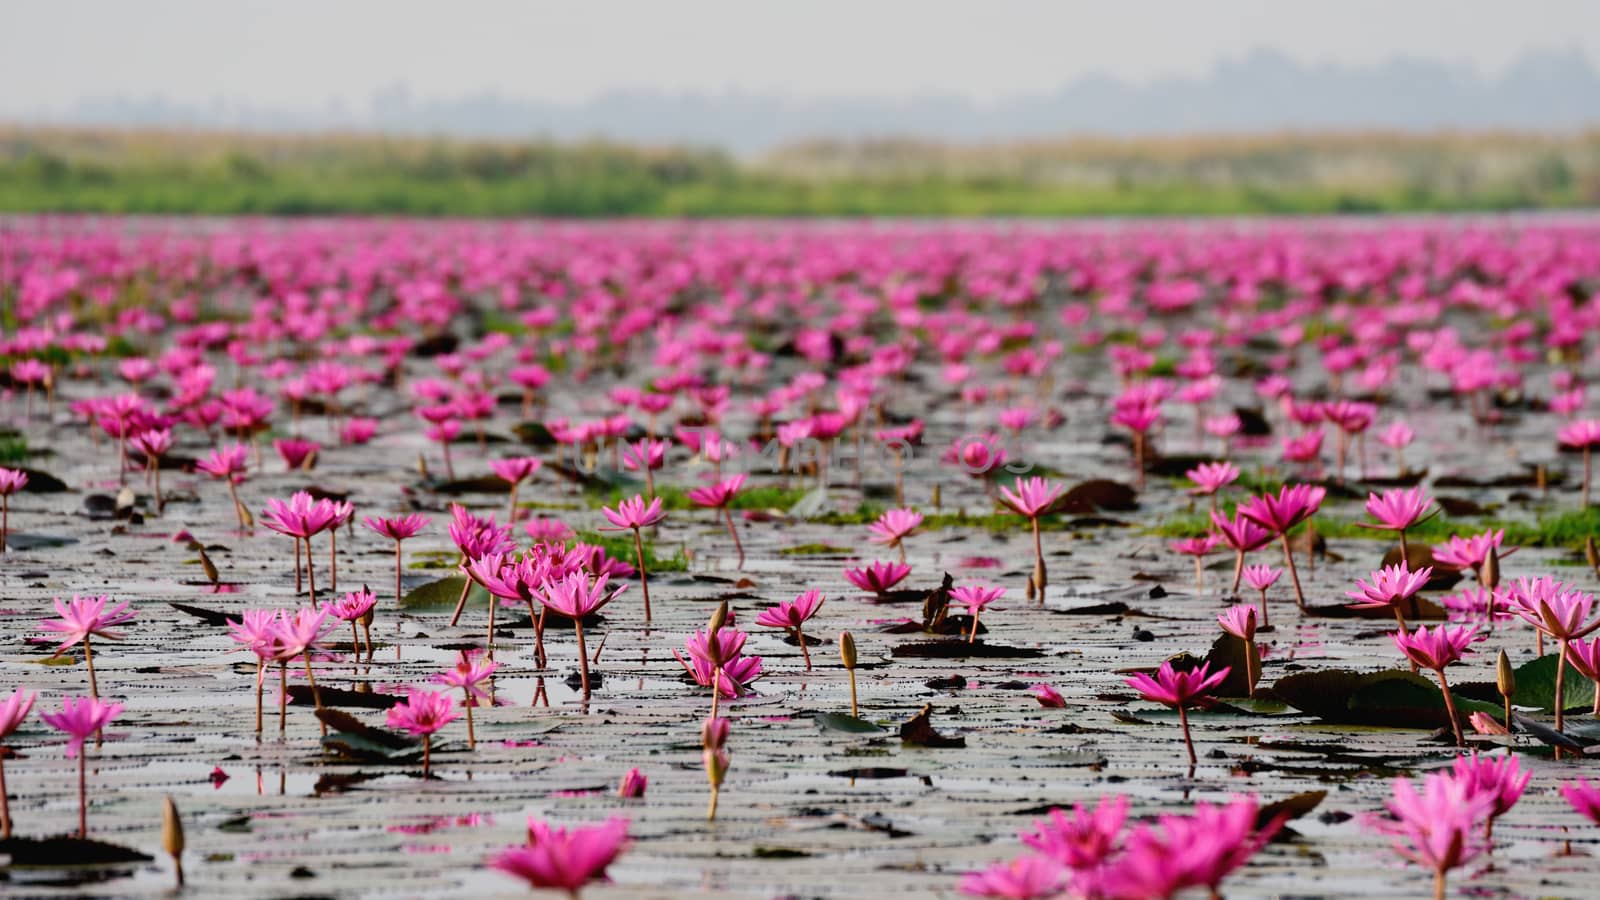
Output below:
[3,0,1598,115]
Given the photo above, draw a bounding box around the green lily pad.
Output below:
[512,421,556,447]
[1275,668,1501,728]
[1508,652,1597,713]
[787,486,832,519]
[401,576,488,610]
[815,712,887,734]
[322,731,424,764]
[1166,634,1261,698]
[4,533,77,550]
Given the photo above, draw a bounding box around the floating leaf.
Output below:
[289,684,403,709]
[168,602,240,626]
[428,475,511,495]
[891,641,1042,659]
[0,835,153,866]
[787,486,831,518]
[1258,790,1326,838]
[1508,652,1598,713]
[814,712,886,734]
[899,704,966,748]
[4,533,76,550]
[1274,668,1501,728]
[1057,479,1137,514]
[401,576,486,610]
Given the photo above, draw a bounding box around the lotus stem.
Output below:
[574,620,591,697]
[278,662,288,735]
[393,541,405,609]
[254,660,264,738]
[723,507,744,570]
[1280,533,1307,610]
[1031,517,1046,603]
[796,626,812,671]
[1178,705,1197,766]
[304,537,318,609]
[632,528,652,623]
[0,756,11,838]
[77,751,87,838]
[447,561,471,626]
[847,669,859,718]
[1436,669,1465,747]
[83,635,99,699]
[303,654,326,736]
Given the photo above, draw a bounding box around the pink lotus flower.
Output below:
[687,473,746,509]
[273,437,319,471]
[1126,660,1230,765]
[959,856,1067,900]
[673,626,764,699]
[998,477,1063,518]
[1360,487,1434,560]
[364,513,431,542]
[1028,684,1066,708]
[195,443,252,529]
[339,418,377,444]
[41,594,135,698]
[1170,534,1219,593]
[601,494,665,531]
[387,689,459,777]
[689,474,747,569]
[1217,604,1256,641]
[489,817,628,896]
[622,438,667,496]
[1094,796,1282,900]
[329,587,377,622]
[754,590,825,670]
[1019,795,1126,869]
[1379,421,1417,474]
[1430,529,1506,573]
[844,560,911,596]
[1241,564,1280,593]
[1237,483,1325,609]
[953,583,1004,643]
[1560,419,1600,507]
[0,466,26,554]
[489,456,542,485]
[867,508,924,563]
[1561,777,1600,825]
[42,696,124,838]
[0,688,35,837]
[1367,772,1493,900]
[1451,752,1529,838]
[538,570,623,695]
[617,767,647,799]
[1346,563,1433,630]
[998,477,1062,597]
[599,494,665,622]
[363,513,432,610]
[490,455,542,521]
[1185,461,1239,497]
[41,695,122,759]
[1393,623,1478,746]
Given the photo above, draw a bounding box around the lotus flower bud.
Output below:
[1496,649,1515,699]
[838,631,857,670]
[701,715,730,750]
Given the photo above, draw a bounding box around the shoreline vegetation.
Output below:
[2,125,1599,217]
